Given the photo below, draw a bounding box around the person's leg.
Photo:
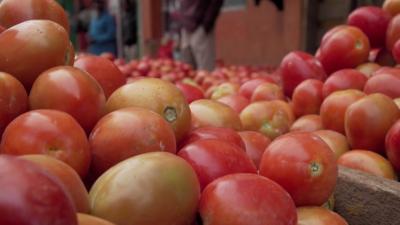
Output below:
[190,27,216,71]
[180,29,197,69]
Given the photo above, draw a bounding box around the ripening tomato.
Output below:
[0,25,4,33]
[0,109,91,178]
[199,173,297,225]
[347,6,391,48]
[364,68,400,98]
[356,62,381,78]
[210,82,240,100]
[392,39,400,63]
[0,20,72,90]
[217,94,250,114]
[322,69,368,98]
[385,119,400,173]
[317,25,370,74]
[74,55,126,98]
[175,82,205,103]
[29,66,106,134]
[0,0,69,32]
[313,130,350,160]
[239,78,276,99]
[238,131,271,168]
[345,93,400,153]
[77,213,116,225]
[280,51,326,97]
[337,150,397,180]
[251,82,285,102]
[297,207,348,225]
[260,132,338,206]
[290,114,323,132]
[291,79,324,118]
[383,0,400,16]
[387,14,400,50]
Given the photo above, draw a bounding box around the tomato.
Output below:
[0,25,4,33]
[313,130,350,160]
[0,20,71,90]
[337,150,397,180]
[179,126,245,150]
[364,69,400,98]
[178,139,256,190]
[259,132,337,206]
[383,0,400,16]
[347,6,391,48]
[385,119,400,173]
[0,155,77,225]
[89,152,200,225]
[387,14,400,50]
[317,25,370,74]
[239,78,276,99]
[190,99,242,131]
[345,93,400,153]
[356,62,381,78]
[106,78,191,142]
[210,82,240,100]
[0,0,69,32]
[320,89,366,134]
[100,52,116,61]
[19,154,90,213]
[217,94,250,114]
[395,97,400,109]
[77,213,116,225]
[393,39,400,63]
[322,69,368,98]
[280,51,326,97]
[29,66,106,134]
[0,72,28,136]
[89,107,176,178]
[297,207,348,225]
[74,55,126,98]
[250,82,285,102]
[238,131,271,168]
[290,114,323,132]
[199,173,297,225]
[291,79,324,118]
[0,109,91,178]
[240,100,295,140]
[175,82,205,103]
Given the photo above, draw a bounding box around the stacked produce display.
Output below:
[1,0,400,225]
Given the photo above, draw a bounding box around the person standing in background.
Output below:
[88,0,117,56]
[179,0,224,71]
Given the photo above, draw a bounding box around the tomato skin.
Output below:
[238,131,271,168]
[239,78,276,99]
[199,173,297,225]
[217,94,250,114]
[0,109,91,178]
[393,39,400,63]
[356,62,381,78]
[0,0,69,32]
[280,51,326,97]
[29,66,106,134]
[364,70,400,98]
[385,119,400,173]
[387,14,400,51]
[77,213,116,225]
[175,82,205,103]
[345,93,400,153]
[251,82,285,102]
[259,132,338,206]
[291,79,324,118]
[0,25,4,33]
[383,0,400,16]
[74,55,126,98]
[290,114,323,133]
[297,207,349,225]
[178,139,256,190]
[313,130,350,160]
[0,20,71,90]
[0,155,78,225]
[347,6,391,48]
[322,69,368,98]
[210,82,240,100]
[337,150,397,180]
[317,25,370,75]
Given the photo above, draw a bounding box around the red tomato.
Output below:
[313,130,350,160]
[89,107,176,178]
[259,132,338,206]
[383,0,400,16]
[238,131,271,168]
[385,119,400,173]
[0,0,69,32]
[89,152,200,225]
[210,82,240,100]
[297,207,348,225]
[0,72,28,136]
[0,20,71,90]
[29,66,106,134]
[100,52,116,61]
[190,99,242,131]
[347,6,391,48]
[345,93,400,153]
[387,14,400,50]
[0,155,77,225]
[290,114,323,132]
[291,79,324,118]
[320,89,366,134]
[0,25,4,33]
[178,139,256,190]
[199,173,297,225]
[393,39,400,63]
[338,150,397,180]
[0,109,91,178]
[217,94,250,114]
[239,78,276,99]
[74,55,126,98]
[19,155,90,213]
[280,51,326,97]
[78,213,116,225]
[317,25,370,74]
[179,126,245,150]
[250,82,285,102]
[364,69,400,98]
[106,78,191,142]
[175,82,205,103]
[322,69,368,98]
[356,62,381,78]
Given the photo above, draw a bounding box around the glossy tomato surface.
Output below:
[322,69,368,98]
[259,132,338,206]
[0,109,91,177]
[238,131,271,168]
[385,119,400,173]
[77,213,116,225]
[199,173,297,225]
[217,94,250,114]
[291,79,324,118]
[175,81,205,103]
[251,82,285,102]
[29,66,106,134]
[290,114,323,132]
[364,69,400,98]
[297,207,348,225]
[313,130,350,160]
[383,0,400,16]
[386,14,400,50]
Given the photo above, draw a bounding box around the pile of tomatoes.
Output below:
[2,0,400,225]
